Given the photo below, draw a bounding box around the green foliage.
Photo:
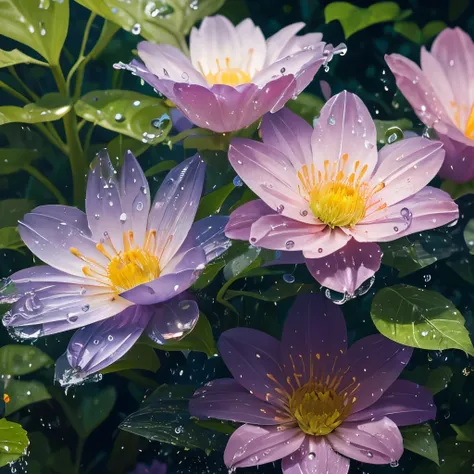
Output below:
[394,21,447,44]
[401,424,439,465]
[371,285,474,354]
[452,417,474,443]
[145,159,177,177]
[196,182,235,220]
[374,118,413,144]
[0,148,42,175]
[0,49,48,68]
[325,1,403,38]
[0,418,29,467]
[463,219,474,254]
[441,178,474,200]
[75,90,172,145]
[0,199,35,227]
[404,365,453,395]
[0,226,25,251]
[100,344,161,374]
[286,92,325,124]
[5,379,51,416]
[0,344,53,375]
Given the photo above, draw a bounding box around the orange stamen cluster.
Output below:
[297,154,386,228]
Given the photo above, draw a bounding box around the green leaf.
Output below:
[0,0,69,65]
[145,159,178,177]
[325,1,400,38]
[464,219,474,254]
[75,0,224,47]
[195,419,237,435]
[422,21,447,43]
[441,178,474,200]
[107,430,140,474]
[371,285,474,354]
[226,282,316,303]
[75,90,172,145]
[0,418,29,467]
[449,0,470,22]
[286,92,324,124]
[0,345,53,375]
[4,379,51,416]
[452,417,474,443]
[107,135,150,167]
[183,133,231,152]
[0,227,24,251]
[401,424,439,465]
[0,199,35,227]
[196,182,235,220]
[447,256,474,285]
[223,246,261,280]
[120,384,228,451]
[404,365,453,395]
[145,312,216,356]
[0,149,42,175]
[0,93,72,125]
[100,344,160,374]
[374,118,413,144]
[394,21,422,44]
[0,49,48,68]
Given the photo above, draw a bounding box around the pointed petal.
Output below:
[265,22,305,65]
[226,200,274,241]
[302,227,352,258]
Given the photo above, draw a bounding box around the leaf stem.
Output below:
[216,277,240,317]
[8,66,39,101]
[24,164,67,205]
[0,80,29,103]
[51,64,87,206]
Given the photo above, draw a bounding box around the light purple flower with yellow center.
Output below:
[3,151,229,385]
[190,293,436,473]
[386,27,474,183]
[225,91,459,295]
[124,15,344,133]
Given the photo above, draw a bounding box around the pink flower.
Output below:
[386,27,474,183]
[225,91,459,295]
[123,15,343,133]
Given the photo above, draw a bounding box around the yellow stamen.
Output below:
[465,103,474,139]
[297,155,385,228]
[204,56,252,87]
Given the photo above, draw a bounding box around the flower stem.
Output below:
[24,164,67,205]
[51,64,87,206]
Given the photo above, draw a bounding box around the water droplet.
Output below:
[151,114,170,129]
[233,176,243,187]
[119,212,127,222]
[285,240,295,250]
[393,226,399,232]
[107,335,113,342]
[366,451,373,458]
[421,330,429,337]
[93,339,100,345]
[390,460,399,468]
[300,209,308,217]
[133,100,141,107]
[364,140,374,149]
[136,201,144,211]
[325,288,351,305]
[114,113,126,122]
[131,23,141,35]
[318,248,323,253]
[67,313,78,323]
[140,185,148,195]
[385,126,404,144]
[276,204,284,214]
[328,115,336,126]
[280,67,286,74]
[308,452,315,460]
[81,305,90,312]
[423,274,432,283]
[283,274,295,284]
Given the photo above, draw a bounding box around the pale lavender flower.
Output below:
[3,152,229,385]
[130,460,166,474]
[190,293,436,473]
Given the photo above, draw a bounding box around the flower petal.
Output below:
[368,137,445,207]
[346,380,436,426]
[229,138,313,222]
[225,200,274,241]
[281,436,350,474]
[437,134,474,183]
[234,18,267,76]
[352,187,459,243]
[59,305,151,384]
[280,293,347,385]
[328,418,403,465]
[119,150,151,246]
[145,292,199,344]
[311,91,378,178]
[148,154,206,268]
[224,424,305,469]
[265,22,305,65]
[249,214,325,251]
[138,41,207,86]
[260,108,313,169]
[218,327,288,407]
[305,240,382,295]
[189,378,288,425]
[302,227,352,258]
[18,208,107,278]
[339,335,413,413]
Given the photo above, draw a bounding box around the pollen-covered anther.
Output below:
[203,56,253,87]
[297,154,386,228]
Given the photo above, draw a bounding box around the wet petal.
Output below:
[301,227,352,258]
[224,424,305,469]
[281,436,350,474]
[218,327,289,407]
[59,305,151,384]
[189,378,288,425]
[145,292,199,344]
[260,108,313,169]
[339,335,413,413]
[438,134,474,183]
[280,293,347,385]
[225,200,274,241]
[311,91,378,179]
[147,154,206,268]
[305,240,382,295]
[265,22,305,65]
[234,18,267,76]
[328,418,404,465]
[346,380,436,426]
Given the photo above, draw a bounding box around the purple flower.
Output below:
[190,293,436,473]
[225,91,459,295]
[3,151,229,385]
[386,27,474,183]
[125,15,344,133]
[130,460,166,474]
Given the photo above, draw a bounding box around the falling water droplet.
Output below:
[283,274,295,284]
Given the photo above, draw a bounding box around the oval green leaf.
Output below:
[5,379,51,416]
[0,199,35,227]
[452,417,474,443]
[0,227,24,251]
[401,424,439,465]
[0,419,29,467]
[195,182,235,220]
[0,344,53,375]
[0,0,69,65]
[441,178,474,200]
[145,159,177,177]
[75,91,172,145]
[100,344,160,374]
[371,284,474,355]
[0,149,42,175]
[107,135,150,167]
[0,49,48,68]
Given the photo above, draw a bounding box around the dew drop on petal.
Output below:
[285,240,295,250]
[119,212,127,222]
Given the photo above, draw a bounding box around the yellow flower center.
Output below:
[288,381,354,436]
[201,57,253,87]
[70,230,163,292]
[450,101,474,139]
[297,154,386,228]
